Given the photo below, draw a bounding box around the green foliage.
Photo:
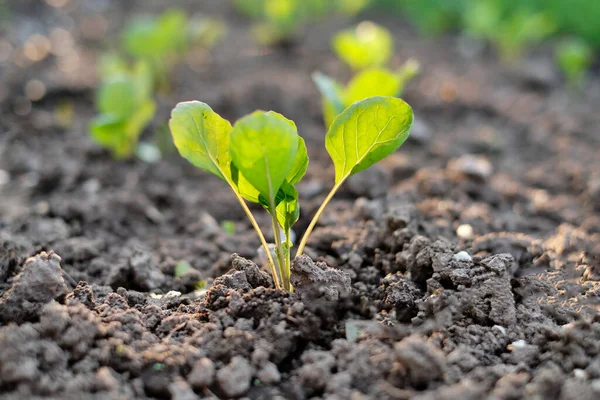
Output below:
[555,38,593,88]
[333,21,393,70]
[169,96,412,291]
[464,1,556,62]
[233,0,372,45]
[90,62,156,159]
[121,9,226,90]
[314,22,419,128]
[122,9,188,60]
[326,97,413,183]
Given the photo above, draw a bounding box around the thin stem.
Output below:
[270,212,288,291]
[230,189,281,289]
[296,180,344,257]
[284,228,293,292]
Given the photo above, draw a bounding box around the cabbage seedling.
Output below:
[122,9,226,89]
[332,21,393,71]
[233,0,371,46]
[555,38,593,88]
[169,96,413,291]
[90,61,156,159]
[314,22,419,127]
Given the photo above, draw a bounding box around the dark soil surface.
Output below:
[2,1,600,399]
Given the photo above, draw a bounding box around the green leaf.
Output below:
[90,114,129,157]
[332,21,393,70]
[343,68,402,106]
[123,9,188,58]
[228,111,304,204]
[326,96,413,184]
[312,71,345,128]
[288,136,309,185]
[97,77,138,118]
[258,180,299,233]
[229,111,299,204]
[275,181,300,232]
[169,101,233,181]
[126,99,156,143]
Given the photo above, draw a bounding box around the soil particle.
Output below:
[393,334,446,388]
[291,255,351,301]
[0,251,68,324]
[0,232,32,282]
[188,358,215,389]
[216,355,253,398]
[447,154,494,182]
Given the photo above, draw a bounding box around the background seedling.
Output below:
[332,21,393,71]
[555,38,593,89]
[89,61,156,159]
[464,1,556,63]
[122,9,226,91]
[314,22,419,127]
[233,0,371,46]
[169,96,413,291]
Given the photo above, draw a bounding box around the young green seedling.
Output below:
[233,0,371,46]
[332,21,393,71]
[90,61,156,159]
[122,9,226,89]
[555,38,593,88]
[314,22,419,128]
[169,96,413,292]
[464,2,556,63]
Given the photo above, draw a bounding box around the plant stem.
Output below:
[270,212,289,291]
[284,228,293,292]
[296,180,344,257]
[230,189,281,289]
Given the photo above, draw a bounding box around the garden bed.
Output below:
[1,1,600,399]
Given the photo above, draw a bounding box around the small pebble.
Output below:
[492,325,507,335]
[453,251,472,262]
[456,224,474,240]
[448,154,493,181]
[508,340,527,350]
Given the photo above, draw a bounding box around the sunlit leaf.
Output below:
[326,96,413,183]
[312,71,345,128]
[169,101,233,181]
[332,21,393,70]
[229,111,299,203]
[343,68,401,105]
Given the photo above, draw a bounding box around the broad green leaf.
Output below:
[126,99,156,143]
[229,111,299,204]
[123,9,188,58]
[258,180,300,233]
[326,96,413,183]
[90,114,128,157]
[131,61,154,101]
[287,136,309,185]
[312,71,345,128]
[275,181,300,232]
[230,115,307,204]
[97,77,137,118]
[169,101,233,181]
[343,68,402,105]
[332,21,393,70]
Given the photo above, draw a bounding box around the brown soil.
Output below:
[1,1,600,399]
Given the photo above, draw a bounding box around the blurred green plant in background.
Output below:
[555,38,594,88]
[370,0,598,74]
[122,9,226,91]
[90,61,156,159]
[90,8,226,160]
[233,0,372,45]
[314,22,419,128]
